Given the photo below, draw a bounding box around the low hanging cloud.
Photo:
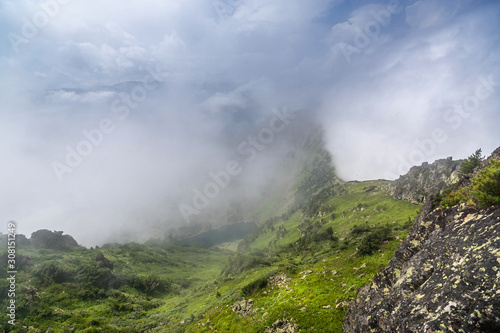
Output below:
[1,0,499,245]
[321,0,500,180]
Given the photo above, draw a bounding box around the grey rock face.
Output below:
[343,199,500,333]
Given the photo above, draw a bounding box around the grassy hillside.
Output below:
[1,179,420,332]
[0,241,232,332]
[1,128,430,332]
[179,180,420,332]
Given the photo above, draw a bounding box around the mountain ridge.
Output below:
[2,133,499,332]
[343,146,500,332]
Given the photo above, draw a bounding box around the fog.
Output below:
[1,0,499,246]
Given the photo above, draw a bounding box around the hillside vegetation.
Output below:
[5,135,491,332]
[0,178,421,332]
[344,148,500,332]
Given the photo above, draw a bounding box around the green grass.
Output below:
[177,180,421,333]
[441,159,500,208]
[0,242,232,332]
[1,181,422,332]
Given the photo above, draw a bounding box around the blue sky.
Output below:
[1,0,499,245]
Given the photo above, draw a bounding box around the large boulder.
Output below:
[30,229,80,250]
[343,198,500,332]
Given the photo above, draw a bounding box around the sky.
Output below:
[1,0,499,245]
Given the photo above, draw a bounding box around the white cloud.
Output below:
[321,3,500,180]
[406,0,459,29]
[0,0,499,244]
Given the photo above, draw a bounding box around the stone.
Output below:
[264,319,298,333]
[343,198,500,332]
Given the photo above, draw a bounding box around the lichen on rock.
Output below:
[343,200,500,332]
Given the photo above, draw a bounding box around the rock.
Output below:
[95,251,114,270]
[269,273,292,289]
[30,229,80,249]
[264,319,298,333]
[385,157,462,204]
[231,299,255,316]
[343,197,500,332]
[353,263,366,271]
[336,301,349,309]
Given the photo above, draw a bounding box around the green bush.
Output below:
[357,225,392,256]
[442,159,500,208]
[221,253,272,276]
[350,224,371,236]
[33,261,75,285]
[131,273,172,295]
[76,263,115,289]
[470,159,500,207]
[242,274,269,295]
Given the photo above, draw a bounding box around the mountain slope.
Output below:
[4,135,497,333]
[344,148,500,333]
[0,128,421,332]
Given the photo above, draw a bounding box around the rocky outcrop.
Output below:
[30,229,80,249]
[231,299,255,316]
[268,273,292,289]
[388,157,462,204]
[343,198,500,332]
[264,319,298,333]
[0,229,81,250]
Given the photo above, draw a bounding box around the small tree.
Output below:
[460,149,484,176]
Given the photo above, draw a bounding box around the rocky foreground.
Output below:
[344,197,500,332]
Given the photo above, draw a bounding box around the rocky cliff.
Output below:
[388,157,462,204]
[344,149,500,333]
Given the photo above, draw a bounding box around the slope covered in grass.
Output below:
[176,180,421,332]
[0,179,421,332]
[0,240,232,332]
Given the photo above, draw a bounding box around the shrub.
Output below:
[131,274,172,296]
[442,159,500,208]
[242,275,269,295]
[470,159,500,207]
[350,224,370,236]
[33,261,75,285]
[76,263,115,289]
[357,225,392,256]
[221,253,271,276]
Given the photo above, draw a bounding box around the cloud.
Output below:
[321,0,500,180]
[406,0,459,29]
[0,0,499,245]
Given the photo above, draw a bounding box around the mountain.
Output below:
[344,148,500,332]
[2,129,499,332]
